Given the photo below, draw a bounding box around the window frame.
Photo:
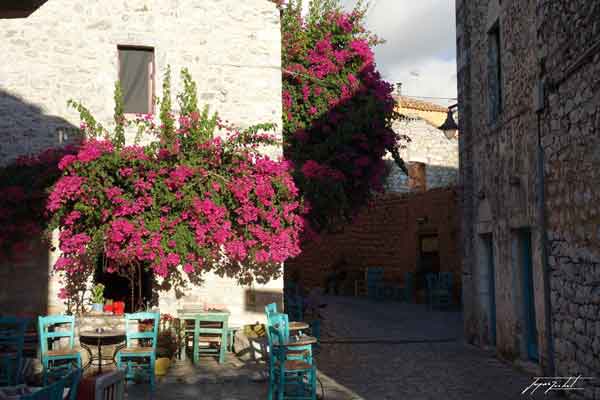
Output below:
[117,45,156,115]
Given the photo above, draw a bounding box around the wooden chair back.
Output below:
[124,312,159,349]
[38,315,76,355]
[94,370,125,400]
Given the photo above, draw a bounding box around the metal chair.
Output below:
[38,315,81,385]
[0,316,29,386]
[116,312,159,391]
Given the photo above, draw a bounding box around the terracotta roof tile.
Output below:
[396,96,448,113]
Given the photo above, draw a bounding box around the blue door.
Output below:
[484,236,497,346]
[520,230,538,361]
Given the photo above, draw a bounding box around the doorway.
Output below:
[416,234,440,294]
[518,229,538,362]
[93,256,154,312]
[479,234,496,346]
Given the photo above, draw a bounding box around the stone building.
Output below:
[457,0,600,396]
[284,188,461,303]
[286,94,461,302]
[0,0,283,325]
[385,95,459,193]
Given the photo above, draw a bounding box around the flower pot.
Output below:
[113,302,125,315]
[155,357,171,376]
[91,303,103,312]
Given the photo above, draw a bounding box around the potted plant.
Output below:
[103,299,114,314]
[113,301,125,315]
[90,283,105,313]
[155,330,178,376]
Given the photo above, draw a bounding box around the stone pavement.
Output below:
[316,295,563,400]
[125,296,568,400]
[125,350,361,399]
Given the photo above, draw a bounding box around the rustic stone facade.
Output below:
[0,0,283,325]
[457,0,600,396]
[385,114,459,193]
[285,189,461,302]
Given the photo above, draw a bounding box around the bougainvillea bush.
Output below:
[278,0,408,232]
[46,69,305,310]
[0,145,79,262]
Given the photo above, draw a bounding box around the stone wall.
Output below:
[537,1,600,396]
[0,0,282,164]
[285,189,461,301]
[0,0,284,326]
[456,0,552,370]
[458,0,600,396]
[385,116,459,193]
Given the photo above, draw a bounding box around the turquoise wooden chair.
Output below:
[267,313,316,400]
[426,272,453,309]
[192,313,228,364]
[116,312,159,391]
[265,302,278,316]
[38,315,81,385]
[0,316,28,386]
[22,368,81,400]
[366,268,384,299]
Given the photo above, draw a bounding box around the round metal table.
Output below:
[79,330,126,373]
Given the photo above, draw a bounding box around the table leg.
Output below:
[81,344,94,370]
[97,339,102,374]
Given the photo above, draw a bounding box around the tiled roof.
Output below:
[396,96,448,113]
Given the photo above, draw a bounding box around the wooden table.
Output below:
[79,330,126,373]
[289,321,309,332]
[273,335,317,347]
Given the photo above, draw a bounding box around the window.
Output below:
[487,22,502,123]
[118,46,154,114]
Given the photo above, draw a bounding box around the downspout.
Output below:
[535,65,555,376]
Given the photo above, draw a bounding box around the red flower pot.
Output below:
[113,302,125,315]
[104,303,113,313]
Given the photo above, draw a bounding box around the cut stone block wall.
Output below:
[385,117,459,193]
[0,0,284,326]
[458,0,600,394]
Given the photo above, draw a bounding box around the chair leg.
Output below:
[150,354,156,391]
[267,359,275,400]
[219,340,226,364]
[278,370,285,400]
[42,358,49,386]
[311,367,317,400]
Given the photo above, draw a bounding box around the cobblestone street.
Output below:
[315,295,563,400]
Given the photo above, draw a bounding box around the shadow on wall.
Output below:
[0,1,48,19]
[243,288,283,313]
[0,89,81,316]
[0,90,81,166]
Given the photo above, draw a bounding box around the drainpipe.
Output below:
[535,65,555,376]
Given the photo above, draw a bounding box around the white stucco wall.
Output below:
[0,0,283,325]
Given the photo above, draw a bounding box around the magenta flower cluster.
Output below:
[280,3,404,231]
[47,95,306,299]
